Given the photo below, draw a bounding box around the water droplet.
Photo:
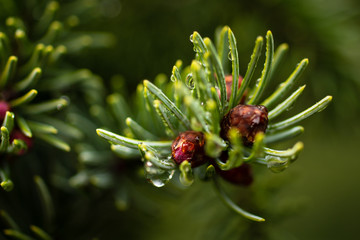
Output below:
[168,169,175,178]
[255,78,261,88]
[151,179,166,187]
[186,73,195,89]
[145,161,157,174]
[149,169,175,187]
[144,161,175,187]
[193,46,202,53]
[228,51,233,61]
[170,74,176,82]
[189,34,194,42]
[265,156,288,173]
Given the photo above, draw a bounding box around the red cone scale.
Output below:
[171,131,207,167]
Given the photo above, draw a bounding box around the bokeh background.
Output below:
[1,0,360,239]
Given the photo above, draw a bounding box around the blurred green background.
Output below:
[77,0,359,239]
[2,0,360,239]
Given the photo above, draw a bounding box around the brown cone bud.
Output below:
[221,104,268,146]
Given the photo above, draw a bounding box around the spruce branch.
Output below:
[96,26,332,221]
[0,0,115,196]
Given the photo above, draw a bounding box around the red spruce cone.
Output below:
[171,131,207,167]
[217,163,253,186]
[217,75,247,103]
[213,151,253,186]
[221,104,268,146]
